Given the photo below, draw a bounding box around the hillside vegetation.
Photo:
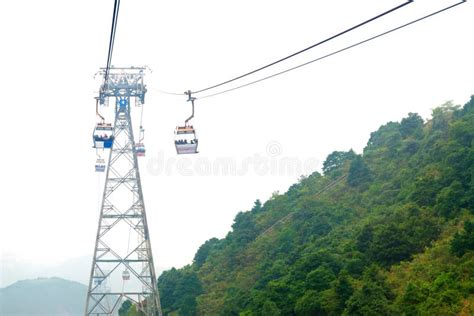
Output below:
[147,96,474,315]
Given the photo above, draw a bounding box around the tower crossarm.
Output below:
[98,67,147,105]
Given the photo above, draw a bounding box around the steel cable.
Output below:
[190,0,413,95]
[197,0,466,100]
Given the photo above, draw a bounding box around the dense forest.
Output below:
[124,96,474,315]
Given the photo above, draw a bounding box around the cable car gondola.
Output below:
[175,126,198,154]
[135,143,146,157]
[135,126,146,157]
[93,122,114,149]
[175,92,198,155]
[95,158,106,172]
[94,277,104,286]
[122,270,130,281]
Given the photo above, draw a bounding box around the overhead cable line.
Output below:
[190,0,413,95]
[251,175,348,245]
[104,0,121,85]
[198,0,466,100]
[148,87,184,96]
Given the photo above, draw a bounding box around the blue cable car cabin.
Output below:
[135,143,146,157]
[175,125,198,154]
[93,276,105,286]
[93,123,114,149]
[95,158,106,172]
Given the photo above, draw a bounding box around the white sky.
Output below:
[1,0,473,287]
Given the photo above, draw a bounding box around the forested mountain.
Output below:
[0,277,87,315]
[133,97,474,315]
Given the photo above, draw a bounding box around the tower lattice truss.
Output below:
[85,68,162,316]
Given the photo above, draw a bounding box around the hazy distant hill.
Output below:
[0,255,91,288]
[0,277,87,316]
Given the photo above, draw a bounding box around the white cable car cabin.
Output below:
[135,126,146,157]
[95,158,106,172]
[175,92,198,155]
[93,123,114,149]
[175,125,198,154]
[122,270,130,281]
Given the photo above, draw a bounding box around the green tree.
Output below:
[450,220,474,257]
[323,150,356,175]
[431,102,459,132]
[261,300,281,315]
[119,300,133,316]
[356,207,440,267]
[400,112,424,138]
[344,282,393,316]
[157,267,202,315]
[436,180,464,218]
[251,199,262,213]
[295,290,323,316]
[410,165,444,207]
[193,238,220,267]
[334,269,353,314]
[126,305,145,316]
[366,122,401,149]
[306,264,335,292]
[397,281,428,315]
[347,156,371,187]
[231,211,258,246]
[418,272,463,315]
[344,266,394,315]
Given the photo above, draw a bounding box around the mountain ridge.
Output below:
[151,96,474,315]
[0,277,87,316]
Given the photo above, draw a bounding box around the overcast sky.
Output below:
[1,0,473,287]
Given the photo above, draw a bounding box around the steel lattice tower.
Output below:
[85,67,162,316]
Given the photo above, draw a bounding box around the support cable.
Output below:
[104,0,121,86]
[184,90,196,124]
[95,98,105,122]
[257,175,348,239]
[197,0,466,100]
[190,0,413,95]
[148,87,184,96]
